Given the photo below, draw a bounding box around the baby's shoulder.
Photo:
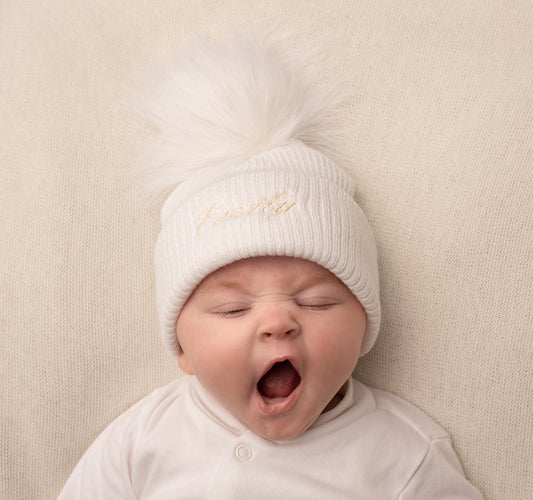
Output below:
[362,383,449,442]
[109,376,191,436]
[138,376,189,407]
[132,375,190,412]
[340,383,481,498]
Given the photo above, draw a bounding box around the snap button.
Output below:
[234,443,252,461]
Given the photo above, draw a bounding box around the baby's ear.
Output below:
[177,346,194,375]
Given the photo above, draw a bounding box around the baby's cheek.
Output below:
[321,331,360,369]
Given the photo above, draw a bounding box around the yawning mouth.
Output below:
[257,360,301,401]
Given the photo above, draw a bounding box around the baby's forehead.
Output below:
[195,256,344,294]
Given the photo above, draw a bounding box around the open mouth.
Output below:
[257,360,301,404]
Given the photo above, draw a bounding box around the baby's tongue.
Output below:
[258,361,300,398]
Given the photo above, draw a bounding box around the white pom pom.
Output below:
[136,33,342,200]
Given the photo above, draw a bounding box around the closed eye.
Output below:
[214,306,251,318]
[298,301,337,311]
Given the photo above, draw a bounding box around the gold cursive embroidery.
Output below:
[196,192,297,234]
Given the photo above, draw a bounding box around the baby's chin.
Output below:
[248,416,318,442]
[244,400,331,442]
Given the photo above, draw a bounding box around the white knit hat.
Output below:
[139,34,381,358]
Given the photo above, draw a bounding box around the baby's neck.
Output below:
[322,381,348,413]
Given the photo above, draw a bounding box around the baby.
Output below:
[58,34,482,498]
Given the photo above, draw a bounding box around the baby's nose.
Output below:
[257,305,300,340]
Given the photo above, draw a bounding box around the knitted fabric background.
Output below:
[1,1,531,498]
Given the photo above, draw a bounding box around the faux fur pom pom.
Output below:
[136,33,342,200]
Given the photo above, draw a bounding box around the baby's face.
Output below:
[176,256,366,441]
